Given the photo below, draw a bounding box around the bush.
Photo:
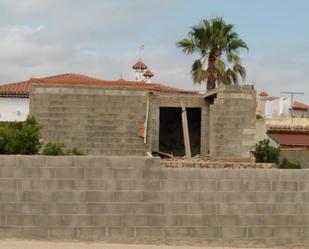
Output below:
[0,116,42,155]
[67,148,86,156]
[279,158,301,169]
[43,143,65,155]
[43,143,86,156]
[255,139,280,163]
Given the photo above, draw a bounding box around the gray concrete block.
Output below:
[298,204,309,214]
[236,215,290,226]
[24,168,54,178]
[0,156,18,167]
[122,215,149,226]
[46,179,75,190]
[85,191,114,202]
[142,192,170,203]
[245,204,272,214]
[190,227,220,238]
[248,227,273,238]
[199,192,226,202]
[226,192,256,203]
[84,168,114,179]
[0,191,18,202]
[21,191,42,202]
[221,226,247,238]
[164,227,191,238]
[255,192,279,203]
[0,203,20,214]
[298,181,309,191]
[187,203,217,215]
[170,192,199,202]
[115,192,143,202]
[272,204,298,214]
[20,203,50,215]
[106,180,133,191]
[207,215,237,226]
[48,228,77,240]
[217,204,244,215]
[277,192,308,203]
[18,179,45,191]
[51,204,79,215]
[134,180,161,191]
[188,180,217,191]
[115,168,143,179]
[273,227,302,238]
[18,156,45,168]
[75,180,106,190]
[224,169,252,180]
[253,170,280,181]
[162,203,187,215]
[0,167,23,178]
[136,228,163,238]
[290,215,309,225]
[20,227,48,239]
[143,169,170,180]
[78,227,106,240]
[161,180,187,192]
[180,215,208,226]
[244,181,272,191]
[0,227,20,238]
[54,168,84,179]
[46,156,75,168]
[133,204,161,215]
[149,215,180,226]
[169,169,200,179]
[107,227,135,238]
[51,191,85,203]
[199,169,225,179]
[217,180,244,191]
[0,179,17,190]
[272,181,298,191]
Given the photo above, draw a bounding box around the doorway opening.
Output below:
[159,107,201,156]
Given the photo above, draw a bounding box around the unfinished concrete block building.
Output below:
[26,74,256,161]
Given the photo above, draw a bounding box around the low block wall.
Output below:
[0,155,308,245]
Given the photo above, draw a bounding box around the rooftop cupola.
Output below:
[143,69,154,83]
[132,60,148,82]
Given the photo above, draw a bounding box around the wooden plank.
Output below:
[144,100,150,144]
[181,103,191,160]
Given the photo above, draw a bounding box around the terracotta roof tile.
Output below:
[0,73,196,97]
[293,101,309,111]
[143,69,154,77]
[268,133,309,146]
[259,91,268,97]
[132,61,147,70]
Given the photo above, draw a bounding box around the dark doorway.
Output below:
[159,107,201,156]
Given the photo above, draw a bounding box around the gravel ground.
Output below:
[0,240,305,249]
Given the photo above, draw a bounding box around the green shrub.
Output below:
[279,158,301,169]
[43,143,65,155]
[255,139,280,163]
[67,148,86,156]
[0,116,42,155]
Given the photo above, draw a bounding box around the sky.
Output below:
[0,0,309,101]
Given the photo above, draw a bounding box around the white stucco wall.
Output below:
[0,97,29,121]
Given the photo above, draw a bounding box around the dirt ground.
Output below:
[0,240,305,249]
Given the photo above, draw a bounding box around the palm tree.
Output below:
[177,17,248,91]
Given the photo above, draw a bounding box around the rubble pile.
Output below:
[161,155,275,169]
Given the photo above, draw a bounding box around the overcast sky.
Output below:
[0,0,309,101]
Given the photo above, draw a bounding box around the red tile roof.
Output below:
[259,91,268,97]
[0,73,196,97]
[268,133,309,146]
[293,101,309,111]
[143,69,154,78]
[132,61,147,70]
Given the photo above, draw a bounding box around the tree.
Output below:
[177,17,248,91]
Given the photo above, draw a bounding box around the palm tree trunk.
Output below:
[207,53,216,91]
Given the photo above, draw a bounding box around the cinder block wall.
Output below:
[209,86,256,161]
[0,155,308,245]
[30,85,149,156]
